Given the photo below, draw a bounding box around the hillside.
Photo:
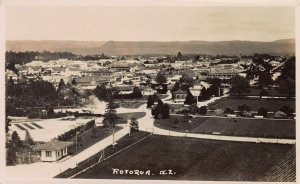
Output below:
[6,39,295,56]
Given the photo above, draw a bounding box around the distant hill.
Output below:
[6,40,106,55]
[6,39,295,56]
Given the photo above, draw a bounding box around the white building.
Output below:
[33,140,74,162]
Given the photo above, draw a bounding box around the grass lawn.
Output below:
[154,115,210,133]
[74,135,295,181]
[120,101,146,109]
[231,88,294,97]
[118,112,146,121]
[68,126,122,155]
[209,98,295,112]
[155,115,295,139]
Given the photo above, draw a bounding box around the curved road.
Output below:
[134,104,295,145]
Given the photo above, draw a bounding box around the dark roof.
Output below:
[173,89,188,94]
[33,140,74,151]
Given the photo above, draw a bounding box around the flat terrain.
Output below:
[154,115,295,139]
[9,117,95,142]
[75,135,295,181]
[209,98,295,112]
[118,112,146,120]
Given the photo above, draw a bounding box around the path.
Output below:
[5,126,129,179]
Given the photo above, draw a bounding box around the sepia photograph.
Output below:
[1,1,297,183]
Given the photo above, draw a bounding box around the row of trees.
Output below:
[6,131,34,165]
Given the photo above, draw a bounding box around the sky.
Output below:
[5,6,295,42]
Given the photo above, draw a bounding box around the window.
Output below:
[46,151,52,157]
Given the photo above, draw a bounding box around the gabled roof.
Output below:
[173,89,188,94]
[33,140,74,151]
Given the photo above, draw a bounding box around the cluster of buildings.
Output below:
[5,56,285,103]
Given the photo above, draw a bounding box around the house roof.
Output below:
[173,89,188,94]
[75,76,111,83]
[33,140,74,151]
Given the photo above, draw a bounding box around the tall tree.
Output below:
[230,76,251,96]
[24,131,34,147]
[57,79,66,92]
[102,96,118,128]
[155,72,167,85]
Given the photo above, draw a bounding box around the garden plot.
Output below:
[9,118,94,142]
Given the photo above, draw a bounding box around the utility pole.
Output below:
[112,128,115,148]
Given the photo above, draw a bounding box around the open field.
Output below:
[74,135,295,181]
[209,98,295,112]
[230,88,294,97]
[9,118,95,142]
[118,112,146,120]
[120,101,146,109]
[154,115,295,139]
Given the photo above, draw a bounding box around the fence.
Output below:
[16,151,41,164]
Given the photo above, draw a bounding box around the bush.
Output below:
[242,111,253,117]
[213,109,224,116]
[224,106,234,114]
[198,106,208,115]
[257,107,268,117]
[188,104,199,114]
[237,104,251,112]
[274,111,287,119]
[279,105,294,116]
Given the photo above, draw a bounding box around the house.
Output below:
[33,140,74,162]
[172,89,188,103]
[207,68,239,79]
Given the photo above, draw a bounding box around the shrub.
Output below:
[188,104,199,114]
[274,111,287,119]
[279,105,294,116]
[257,107,268,117]
[242,111,253,117]
[224,106,234,114]
[198,106,208,115]
[213,109,224,116]
[237,104,251,112]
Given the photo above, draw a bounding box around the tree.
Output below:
[155,72,167,85]
[11,131,22,148]
[257,72,273,88]
[161,104,170,119]
[177,51,182,58]
[198,106,208,115]
[278,77,295,97]
[279,105,294,116]
[224,106,234,114]
[24,131,34,147]
[259,89,268,98]
[257,107,268,117]
[57,78,66,92]
[103,96,118,128]
[93,84,108,101]
[47,107,55,118]
[71,78,77,86]
[132,87,142,98]
[185,90,196,105]
[180,72,194,88]
[171,81,180,93]
[237,104,251,115]
[208,78,222,97]
[188,104,199,114]
[6,140,17,165]
[230,76,251,96]
[147,95,155,108]
[277,56,295,81]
